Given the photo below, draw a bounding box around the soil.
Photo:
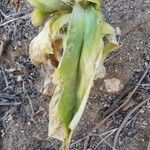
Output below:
[0,0,150,150]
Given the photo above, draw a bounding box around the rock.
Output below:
[27,122,31,126]
[17,75,22,82]
[104,77,124,93]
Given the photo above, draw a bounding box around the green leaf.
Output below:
[48,5,120,149]
[69,6,104,130]
[31,8,49,26]
[28,0,69,13]
[51,12,71,39]
[48,4,85,146]
[100,22,121,60]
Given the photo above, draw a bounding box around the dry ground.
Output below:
[0,0,150,150]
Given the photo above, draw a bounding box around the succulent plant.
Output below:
[28,0,120,149]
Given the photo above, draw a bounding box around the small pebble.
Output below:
[17,41,22,47]
[1,129,5,137]
[142,121,147,126]
[27,122,31,126]
[15,123,19,127]
[20,130,24,133]
[17,75,22,82]
[7,114,13,121]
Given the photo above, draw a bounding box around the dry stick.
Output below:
[99,136,117,150]
[113,97,150,148]
[25,92,34,116]
[0,14,30,27]
[140,83,150,87]
[125,107,143,127]
[103,85,134,117]
[98,128,118,138]
[21,82,36,124]
[70,128,118,147]
[0,102,21,106]
[147,140,150,150]
[83,100,130,149]
[1,67,9,88]
[94,129,118,150]
[0,9,22,19]
[0,35,11,59]
[0,41,5,58]
[0,106,16,122]
[105,50,125,63]
[70,137,88,147]
[22,81,34,116]
[6,12,23,18]
[125,94,149,128]
[0,94,15,100]
[84,65,150,149]
[0,9,8,18]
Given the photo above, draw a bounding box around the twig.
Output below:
[94,128,117,150]
[83,135,90,150]
[83,64,150,149]
[6,12,23,18]
[83,99,130,149]
[125,90,149,127]
[0,9,22,20]
[22,81,34,116]
[0,93,15,100]
[21,83,37,124]
[70,128,118,147]
[99,136,117,150]
[147,140,150,150]
[21,104,36,124]
[99,128,118,137]
[0,14,31,27]
[70,136,88,147]
[0,109,12,122]
[25,92,34,116]
[103,85,134,117]
[105,50,125,63]
[125,107,143,127]
[0,8,25,21]
[0,9,8,18]
[0,35,11,58]
[1,67,9,88]
[113,97,150,148]
[0,102,21,106]
[140,84,150,87]
[0,41,5,58]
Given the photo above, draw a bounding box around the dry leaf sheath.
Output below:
[28,0,120,149]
